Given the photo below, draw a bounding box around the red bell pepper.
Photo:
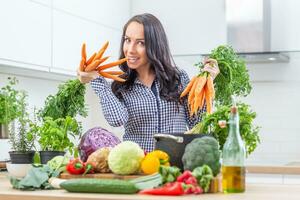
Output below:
[83,161,95,175]
[66,158,85,174]
[139,182,184,196]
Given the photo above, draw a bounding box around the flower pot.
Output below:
[9,151,35,164]
[39,151,65,164]
[6,163,32,178]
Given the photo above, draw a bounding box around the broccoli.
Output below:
[182,136,221,176]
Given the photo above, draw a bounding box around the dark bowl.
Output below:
[154,133,209,170]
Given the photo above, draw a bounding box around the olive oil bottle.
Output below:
[222,99,246,193]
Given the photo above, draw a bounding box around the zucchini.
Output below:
[60,178,138,194]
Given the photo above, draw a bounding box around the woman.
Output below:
[78,13,219,152]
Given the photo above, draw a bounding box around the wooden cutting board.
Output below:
[0,162,6,169]
[59,172,143,180]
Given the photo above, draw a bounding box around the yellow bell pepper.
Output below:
[141,150,170,175]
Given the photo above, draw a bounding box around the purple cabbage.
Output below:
[78,127,121,161]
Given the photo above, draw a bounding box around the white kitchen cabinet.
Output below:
[131,0,227,55]
[52,10,122,73]
[0,0,52,69]
[53,0,130,32]
[31,0,52,7]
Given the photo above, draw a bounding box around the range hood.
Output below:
[225,0,300,63]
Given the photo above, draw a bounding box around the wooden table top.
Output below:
[1,172,300,200]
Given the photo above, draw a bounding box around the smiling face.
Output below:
[123,21,150,71]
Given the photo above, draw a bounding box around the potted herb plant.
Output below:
[36,116,81,164]
[1,78,37,164]
[0,77,22,130]
[0,77,34,163]
[8,95,36,163]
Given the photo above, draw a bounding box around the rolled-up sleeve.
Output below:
[90,77,128,127]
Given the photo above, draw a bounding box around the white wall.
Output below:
[131,0,227,55]
[244,52,300,165]
[271,0,300,51]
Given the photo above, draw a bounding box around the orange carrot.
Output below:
[79,58,86,71]
[194,75,207,96]
[93,41,109,61]
[193,89,205,115]
[99,71,126,82]
[98,58,128,71]
[180,76,197,98]
[188,77,200,109]
[190,99,195,117]
[95,56,110,69]
[81,43,87,61]
[206,75,215,99]
[199,88,206,111]
[204,84,212,114]
[86,52,97,65]
[85,59,103,72]
[101,70,124,75]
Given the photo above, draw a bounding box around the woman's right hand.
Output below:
[77,68,99,84]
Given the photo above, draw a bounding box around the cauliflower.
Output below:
[182,136,221,176]
[108,141,145,175]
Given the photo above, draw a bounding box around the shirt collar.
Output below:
[134,77,160,88]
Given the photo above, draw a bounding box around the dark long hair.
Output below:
[112,13,181,102]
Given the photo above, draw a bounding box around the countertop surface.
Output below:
[1,173,300,200]
[247,165,300,174]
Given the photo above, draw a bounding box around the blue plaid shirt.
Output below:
[91,69,205,152]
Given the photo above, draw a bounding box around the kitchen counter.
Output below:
[1,173,300,200]
[247,165,300,174]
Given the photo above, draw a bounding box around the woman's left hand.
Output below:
[203,58,220,80]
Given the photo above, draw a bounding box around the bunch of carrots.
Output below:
[79,41,127,82]
[180,71,215,116]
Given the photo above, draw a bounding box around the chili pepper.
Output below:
[194,186,204,194]
[177,170,193,182]
[66,158,85,175]
[83,161,96,175]
[185,176,198,185]
[182,183,204,194]
[139,182,184,196]
[183,184,194,194]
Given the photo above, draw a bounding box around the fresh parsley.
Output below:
[39,79,87,120]
[191,103,260,156]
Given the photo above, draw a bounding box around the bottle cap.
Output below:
[231,95,238,114]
